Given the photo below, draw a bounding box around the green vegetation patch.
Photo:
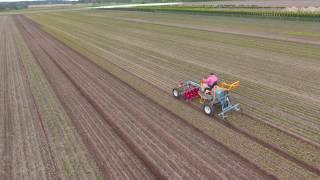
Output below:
[109,6,320,21]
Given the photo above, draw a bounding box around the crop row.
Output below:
[18,15,278,179]
[14,20,102,179]
[28,12,320,178]
[30,10,320,160]
[35,12,320,144]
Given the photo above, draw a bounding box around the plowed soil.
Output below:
[9,15,274,179]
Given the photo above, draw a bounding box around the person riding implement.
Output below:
[172,72,240,119]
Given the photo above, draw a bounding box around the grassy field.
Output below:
[26,10,320,178]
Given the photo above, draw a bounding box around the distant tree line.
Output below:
[0,0,214,11]
[0,2,28,10]
[0,0,76,11]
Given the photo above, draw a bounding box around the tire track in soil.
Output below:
[17,15,273,179]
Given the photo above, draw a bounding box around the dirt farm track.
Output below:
[1,10,320,179]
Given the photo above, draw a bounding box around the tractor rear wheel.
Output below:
[172,88,181,99]
[203,103,214,116]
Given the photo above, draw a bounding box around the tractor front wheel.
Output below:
[203,103,214,116]
[172,88,181,99]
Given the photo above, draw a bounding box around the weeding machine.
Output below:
[172,79,240,119]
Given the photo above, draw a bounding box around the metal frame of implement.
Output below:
[172,80,240,119]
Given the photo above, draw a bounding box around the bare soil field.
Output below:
[0,16,59,179]
[35,11,319,145]
[26,10,320,178]
[14,14,275,179]
[1,9,320,179]
[0,16,102,179]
